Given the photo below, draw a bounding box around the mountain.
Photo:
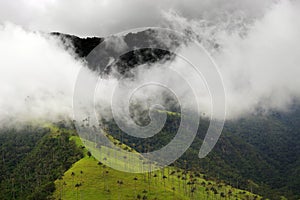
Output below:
[105,110,300,199]
[0,31,299,200]
[0,123,83,200]
[52,30,174,74]
[52,133,261,200]
[56,31,300,199]
[0,123,260,200]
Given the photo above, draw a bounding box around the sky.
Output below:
[0,0,275,36]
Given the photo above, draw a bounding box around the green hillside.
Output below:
[53,33,300,199]
[0,123,83,200]
[1,118,296,199]
[104,109,300,199]
[52,136,261,200]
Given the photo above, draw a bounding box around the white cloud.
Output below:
[0,0,274,36]
[0,0,299,126]
[0,22,87,125]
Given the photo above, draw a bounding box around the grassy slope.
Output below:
[0,123,84,200]
[53,136,261,200]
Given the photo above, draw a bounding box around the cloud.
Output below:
[135,0,300,119]
[216,0,300,118]
[0,0,274,37]
[92,0,300,120]
[0,0,299,128]
[0,22,87,125]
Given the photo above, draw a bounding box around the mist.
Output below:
[94,0,300,120]
[217,0,300,118]
[0,23,87,126]
[0,0,300,128]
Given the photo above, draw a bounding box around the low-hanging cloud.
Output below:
[0,0,300,128]
[94,0,300,120]
[0,22,88,125]
[217,0,300,118]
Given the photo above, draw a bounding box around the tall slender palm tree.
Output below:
[133,177,138,196]
[177,175,181,192]
[170,171,176,192]
[75,183,81,200]
[153,174,158,186]
[71,172,75,196]
[117,180,123,200]
[123,156,127,170]
[172,187,176,199]
[162,175,167,192]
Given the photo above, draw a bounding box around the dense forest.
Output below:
[0,124,83,200]
[105,108,300,199]
[0,124,262,200]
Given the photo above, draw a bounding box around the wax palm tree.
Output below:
[177,175,181,192]
[103,170,109,191]
[169,171,176,191]
[80,170,84,183]
[162,175,167,192]
[172,187,176,199]
[75,183,81,200]
[133,177,138,195]
[190,187,196,199]
[71,171,75,194]
[117,180,124,200]
[153,174,158,186]
[123,156,127,170]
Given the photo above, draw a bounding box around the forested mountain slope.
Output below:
[58,32,300,199]
[0,123,83,200]
[0,32,299,200]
